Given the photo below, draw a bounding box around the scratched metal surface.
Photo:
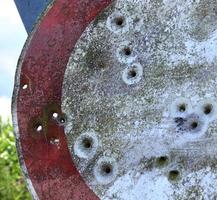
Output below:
[12,0,112,199]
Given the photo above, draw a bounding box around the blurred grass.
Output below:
[0,117,31,200]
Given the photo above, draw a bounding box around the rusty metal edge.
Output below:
[11,1,56,199]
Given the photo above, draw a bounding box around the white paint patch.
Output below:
[184,30,217,65]
[104,170,173,200]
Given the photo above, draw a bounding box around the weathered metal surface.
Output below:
[62,0,217,199]
[13,0,217,199]
[12,0,112,199]
[14,0,52,33]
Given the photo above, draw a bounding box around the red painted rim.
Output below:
[12,0,112,199]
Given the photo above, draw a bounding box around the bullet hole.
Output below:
[101,163,113,176]
[122,63,143,85]
[156,156,169,167]
[128,69,137,79]
[171,98,192,117]
[123,47,132,56]
[22,84,28,90]
[74,132,98,159]
[117,44,136,64]
[52,112,58,119]
[168,170,180,181]
[31,119,44,134]
[36,125,43,132]
[178,104,186,112]
[60,118,65,123]
[82,138,93,149]
[190,121,198,130]
[107,13,129,34]
[187,114,202,132]
[51,111,66,125]
[115,16,124,26]
[203,104,213,115]
[198,100,217,121]
[175,113,204,133]
[58,116,66,125]
[94,157,118,185]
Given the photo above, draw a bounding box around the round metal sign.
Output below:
[13,0,217,199]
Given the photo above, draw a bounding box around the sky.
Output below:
[0,1,27,121]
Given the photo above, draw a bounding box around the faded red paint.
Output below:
[15,0,112,199]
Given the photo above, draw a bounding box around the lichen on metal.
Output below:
[13,0,217,199]
[62,0,217,199]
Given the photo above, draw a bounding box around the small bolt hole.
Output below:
[168,170,180,181]
[203,104,213,115]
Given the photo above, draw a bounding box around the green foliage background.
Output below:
[0,117,31,200]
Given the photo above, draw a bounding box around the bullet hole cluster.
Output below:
[74,131,118,185]
[171,98,217,134]
[155,156,181,182]
[107,12,144,86]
